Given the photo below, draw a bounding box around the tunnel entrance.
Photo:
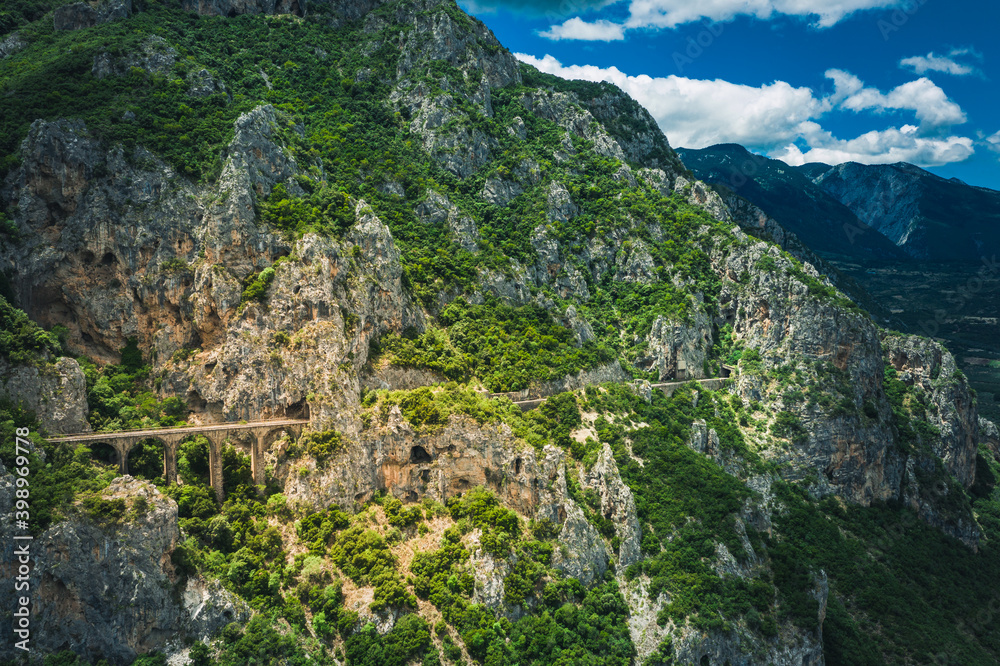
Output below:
[285,398,309,420]
[410,445,432,463]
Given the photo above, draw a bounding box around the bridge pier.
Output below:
[164,443,178,486]
[112,437,140,475]
[248,425,304,488]
[114,442,129,475]
[159,434,186,486]
[250,429,266,488]
[206,432,227,504]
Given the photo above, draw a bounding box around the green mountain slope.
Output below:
[0,2,998,666]
[677,144,907,262]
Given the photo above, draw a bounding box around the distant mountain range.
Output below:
[678,144,1000,263]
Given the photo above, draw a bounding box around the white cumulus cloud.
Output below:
[827,69,967,127]
[986,130,1000,153]
[516,53,825,148]
[536,0,903,41]
[538,18,626,41]
[626,0,902,29]
[515,53,975,168]
[774,130,974,167]
[900,48,981,76]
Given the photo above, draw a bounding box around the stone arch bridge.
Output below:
[48,419,309,502]
[45,369,736,502]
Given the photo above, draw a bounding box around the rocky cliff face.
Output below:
[721,190,894,323]
[280,410,613,583]
[0,477,247,663]
[813,161,1000,262]
[0,357,90,434]
[4,104,421,429]
[715,231,904,505]
[678,144,907,263]
[54,0,133,31]
[982,417,1000,457]
[180,0,305,17]
[882,333,979,488]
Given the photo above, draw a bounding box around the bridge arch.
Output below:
[87,441,120,469]
[176,435,211,485]
[127,438,165,481]
[46,418,312,503]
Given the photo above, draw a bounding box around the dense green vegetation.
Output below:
[0,0,744,392]
[6,360,1000,666]
[0,399,114,535]
[0,295,60,365]
[366,382,591,457]
[4,2,1000,666]
[378,298,614,391]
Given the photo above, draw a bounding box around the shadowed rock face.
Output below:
[814,161,1000,262]
[0,477,248,664]
[180,0,306,17]
[278,411,613,586]
[982,417,1000,458]
[883,333,980,489]
[54,0,132,30]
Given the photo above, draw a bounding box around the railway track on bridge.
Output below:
[47,372,733,501]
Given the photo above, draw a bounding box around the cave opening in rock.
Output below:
[285,398,309,420]
[187,390,207,413]
[410,445,432,463]
[514,457,522,475]
[420,469,430,483]
[101,252,117,266]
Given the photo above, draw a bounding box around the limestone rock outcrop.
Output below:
[882,333,979,487]
[179,0,306,17]
[0,357,90,434]
[0,478,248,664]
[54,0,132,30]
[281,411,611,584]
[981,417,1000,457]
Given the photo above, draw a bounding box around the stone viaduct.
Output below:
[48,419,308,502]
[46,366,735,502]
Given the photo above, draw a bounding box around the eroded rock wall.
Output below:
[0,477,247,664]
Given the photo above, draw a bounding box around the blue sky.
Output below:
[460,0,1000,189]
